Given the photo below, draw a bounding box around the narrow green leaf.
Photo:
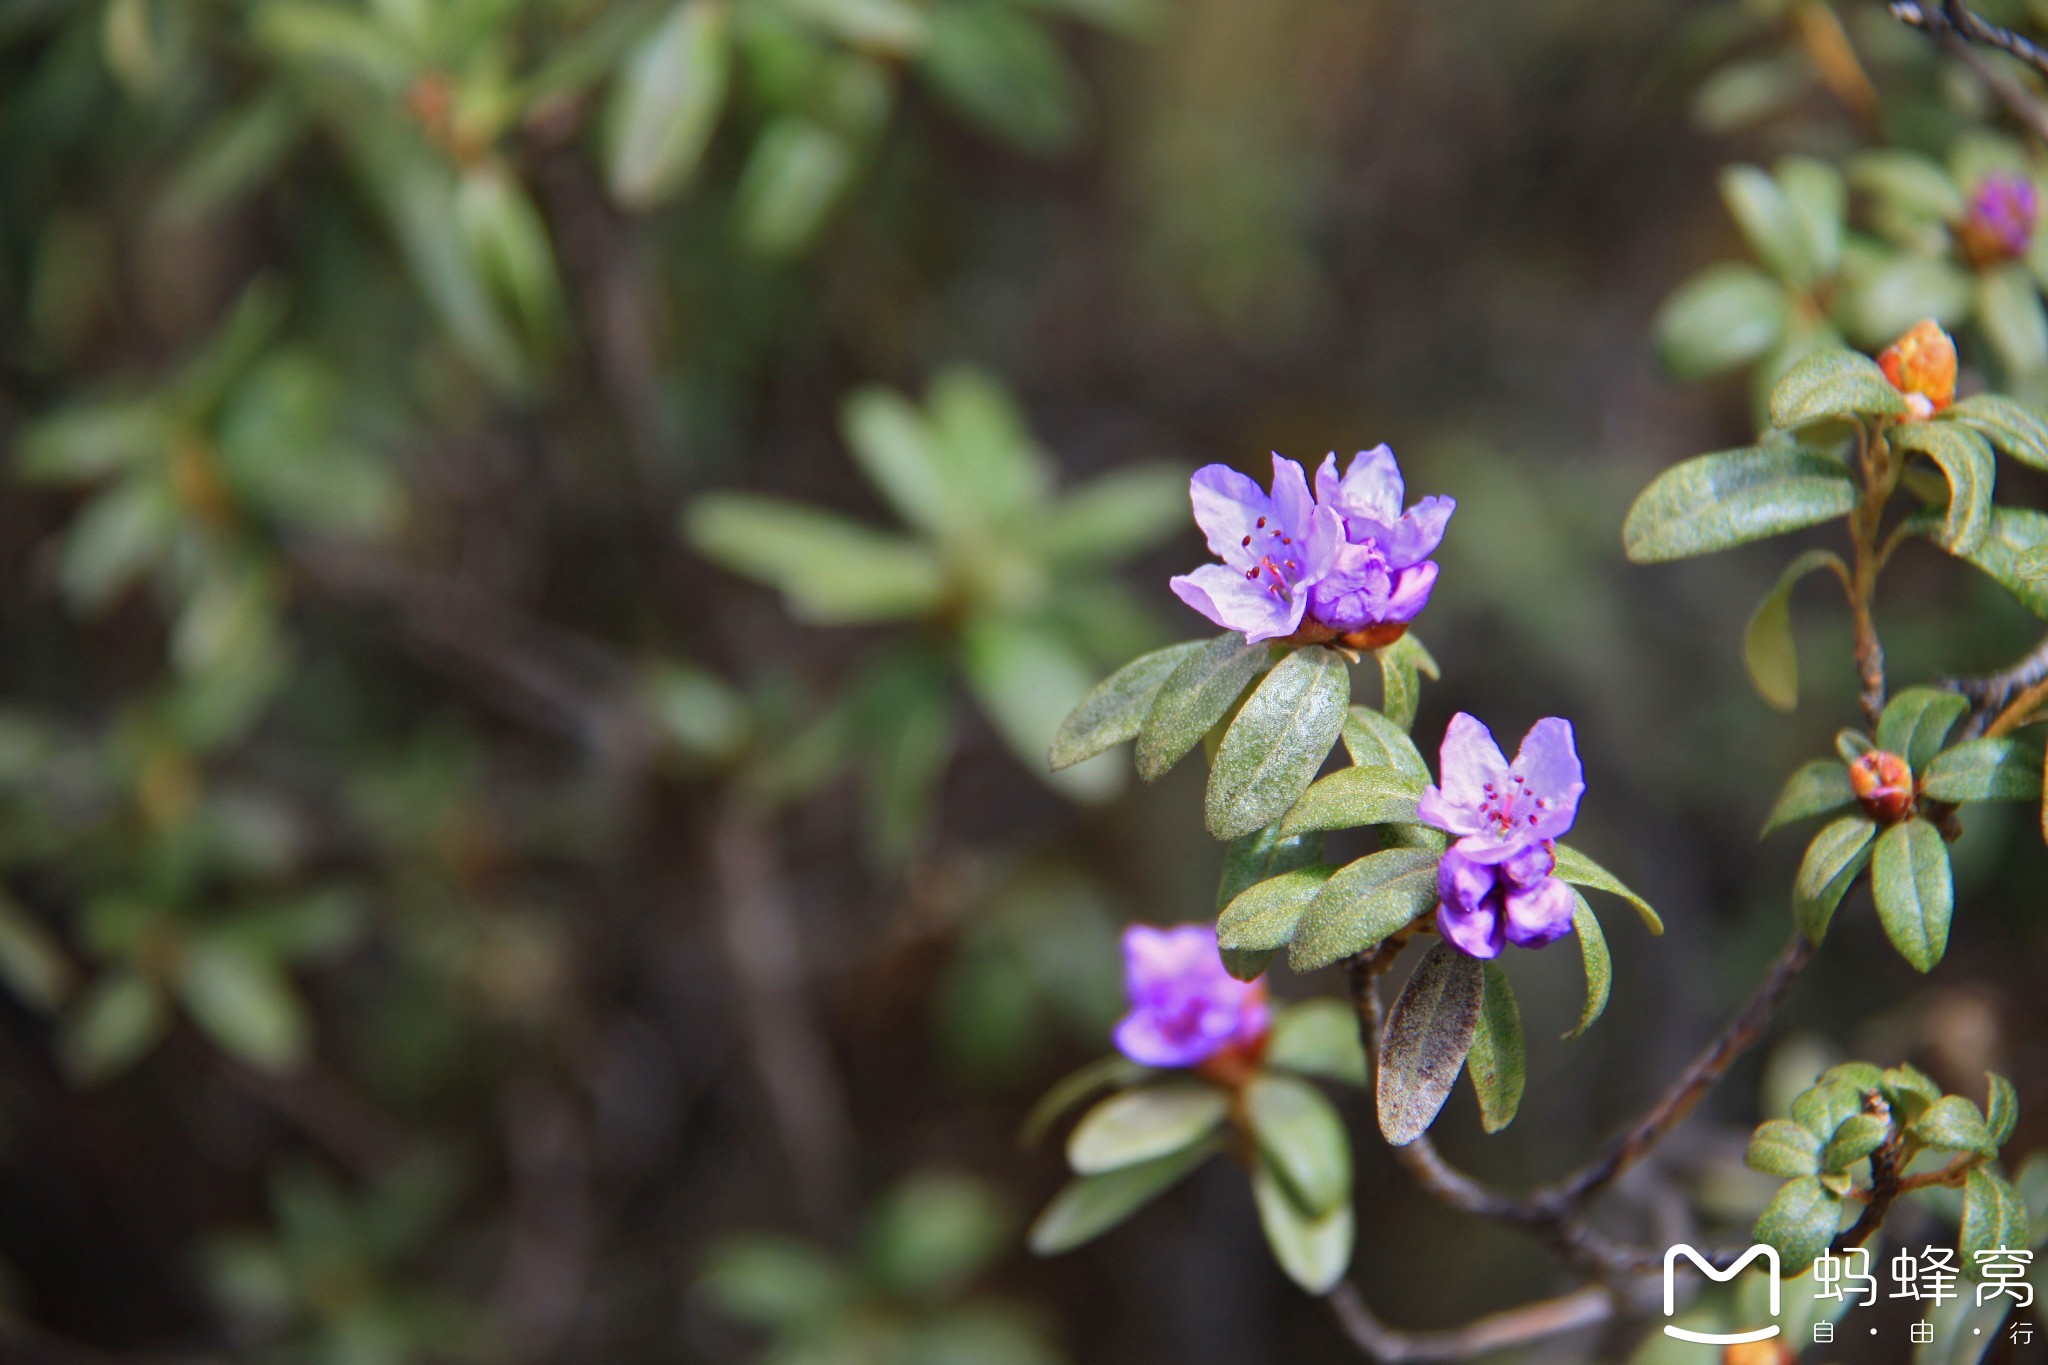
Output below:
[1951,506,2048,618]
[1215,824,1325,913]
[605,0,732,209]
[1278,765,1424,835]
[1923,736,2044,802]
[1205,647,1350,840]
[1021,1056,1149,1148]
[1249,1157,1353,1295]
[1466,962,1525,1134]
[1768,349,1908,427]
[175,942,309,1073]
[1340,706,1429,781]
[1134,633,1269,782]
[1721,163,1815,286]
[1960,1168,2030,1269]
[1623,444,1857,563]
[1265,999,1368,1086]
[1050,639,1207,771]
[1551,843,1662,934]
[1066,1082,1230,1174]
[1755,1176,1844,1272]
[1911,1095,1998,1156]
[1747,1118,1824,1177]
[1375,941,1483,1146]
[1871,818,1953,972]
[60,971,168,1084]
[1988,1072,2019,1147]
[1216,864,1338,954]
[961,614,1121,801]
[1564,892,1610,1040]
[1376,640,1420,732]
[1244,1073,1351,1216]
[1893,422,1996,556]
[1744,549,1846,711]
[1876,686,1970,770]
[1794,815,1877,942]
[685,494,947,623]
[1820,1112,1890,1172]
[1762,759,1856,837]
[1948,393,2048,470]
[1027,1141,1215,1254]
[1778,156,1846,279]
[1978,263,2048,378]
[839,387,955,536]
[732,118,856,259]
[1037,465,1186,560]
[1655,263,1789,380]
[1290,848,1441,971]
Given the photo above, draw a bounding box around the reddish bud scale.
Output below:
[1849,749,1915,824]
[1877,320,1957,419]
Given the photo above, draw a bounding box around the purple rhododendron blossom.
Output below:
[1967,173,2040,260]
[1112,923,1269,1068]
[1416,712,1585,959]
[1170,449,1453,644]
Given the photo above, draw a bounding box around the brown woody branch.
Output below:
[1325,1282,1613,1363]
[1891,1,2048,144]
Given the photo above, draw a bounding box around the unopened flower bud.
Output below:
[1877,320,1957,419]
[1849,749,1914,823]
[1957,173,2040,268]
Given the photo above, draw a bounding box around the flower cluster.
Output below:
[1112,923,1269,1069]
[1878,319,1957,419]
[1416,713,1586,959]
[1171,448,1453,646]
[1957,172,2040,268]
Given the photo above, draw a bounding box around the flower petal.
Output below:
[1189,464,1274,566]
[1336,445,1404,523]
[1416,786,1483,837]
[1436,897,1505,959]
[1437,844,1497,913]
[1114,1009,1221,1067]
[1268,453,1318,538]
[1380,560,1439,625]
[1374,496,1456,568]
[1500,841,1556,888]
[1511,718,1584,839]
[1503,876,1577,949]
[1122,923,1216,997]
[1170,564,1305,643]
[1435,712,1511,818]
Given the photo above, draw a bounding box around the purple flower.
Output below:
[1960,173,2040,265]
[1112,923,1270,1068]
[1170,449,1453,646]
[1416,713,1585,960]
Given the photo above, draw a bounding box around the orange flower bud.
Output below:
[1721,1341,1795,1365]
[1877,320,1957,419]
[1849,749,1915,824]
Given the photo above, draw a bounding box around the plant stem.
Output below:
[1850,426,1893,731]
[1325,1282,1613,1362]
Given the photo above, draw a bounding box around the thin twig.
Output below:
[1891,1,2048,143]
[1325,1282,1613,1363]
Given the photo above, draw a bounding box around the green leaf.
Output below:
[1721,164,1815,286]
[1278,765,1424,836]
[0,892,74,1012]
[1551,843,1662,934]
[1623,444,1857,563]
[1846,148,1965,221]
[1466,962,1525,1134]
[175,941,309,1073]
[1924,736,2043,802]
[1762,759,1856,837]
[776,0,928,53]
[1037,465,1186,560]
[1290,848,1441,971]
[1911,1095,1998,1156]
[1837,726,1876,764]
[1793,1078,1868,1141]
[1027,1141,1215,1254]
[1754,1175,1844,1272]
[1049,640,1207,772]
[840,387,956,536]
[1375,941,1483,1146]
[58,480,180,612]
[1880,1063,1943,1119]
[733,118,857,258]
[698,1234,854,1330]
[1216,864,1338,954]
[60,971,168,1084]
[1564,892,1610,1040]
[1820,1112,1890,1172]
[1988,1071,2019,1147]
[865,1173,1011,1301]
[919,0,1082,156]
[1205,646,1350,841]
[1793,814,1877,942]
[1960,1168,2030,1268]
[686,494,947,623]
[1249,1157,1353,1295]
[1744,549,1846,711]
[1977,263,2048,378]
[1340,706,1430,780]
[1134,633,1269,782]
[1871,818,1953,972]
[1892,421,1995,556]
[1779,156,1846,279]
[1950,506,2048,618]
[1244,1073,1351,1216]
[961,614,1121,801]
[1769,348,1908,427]
[1655,264,1788,380]
[1021,1056,1149,1148]
[1947,393,2048,470]
[1876,686,1970,770]
[1066,1082,1230,1174]
[1746,1118,1824,1177]
[1375,636,1431,732]
[1215,824,1325,912]
[1835,255,1973,345]
[1265,999,1367,1086]
[605,0,732,209]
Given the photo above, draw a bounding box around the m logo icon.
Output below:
[1663,1243,1782,1345]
